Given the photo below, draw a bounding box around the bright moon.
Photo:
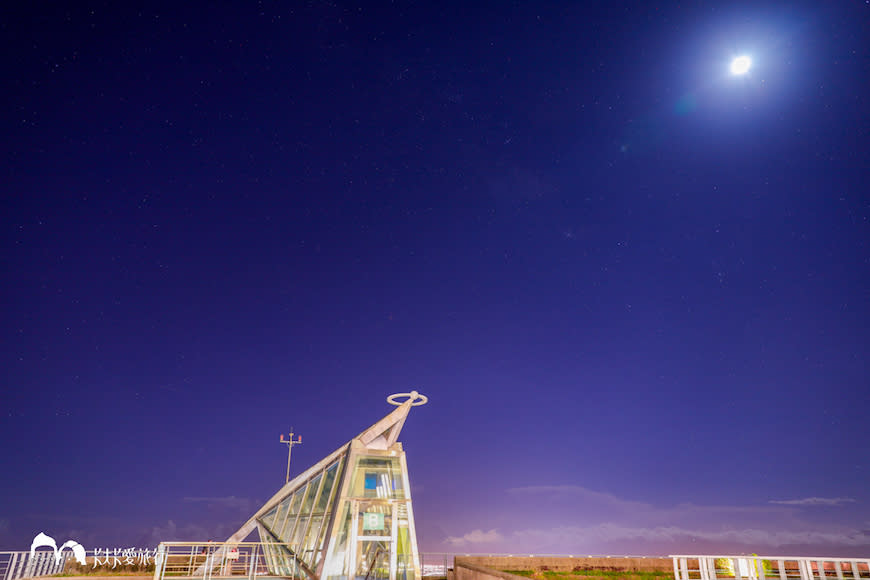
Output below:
[730,55,752,75]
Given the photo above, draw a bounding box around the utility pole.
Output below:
[279,428,302,484]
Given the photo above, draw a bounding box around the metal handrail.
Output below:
[670,555,870,580]
[155,541,308,580]
[0,551,71,580]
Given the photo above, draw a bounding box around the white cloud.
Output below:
[484,484,870,553]
[142,519,237,546]
[507,485,784,519]
[443,485,870,553]
[532,524,870,547]
[183,496,256,513]
[509,485,627,499]
[509,523,870,549]
[445,529,504,546]
[506,485,655,513]
[769,497,856,507]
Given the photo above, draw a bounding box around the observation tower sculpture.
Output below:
[221,391,428,580]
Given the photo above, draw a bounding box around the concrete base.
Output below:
[455,556,673,574]
[454,560,529,580]
[453,555,674,580]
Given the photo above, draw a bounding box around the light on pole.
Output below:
[279,429,302,484]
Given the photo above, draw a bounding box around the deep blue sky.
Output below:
[2,0,868,556]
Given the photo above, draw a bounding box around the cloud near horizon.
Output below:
[183,496,256,513]
[444,523,870,551]
[769,497,857,507]
[142,519,238,546]
[509,523,870,548]
[445,529,504,546]
[441,485,870,553]
[506,485,787,520]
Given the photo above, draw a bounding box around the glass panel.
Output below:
[302,474,322,514]
[313,460,343,568]
[355,539,389,580]
[260,506,279,529]
[292,512,310,547]
[291,474,321,556]
[301,514,323,566]
[319,452,420,580]
[356,503,391,537]
[317,462,340,512]
[263,542,275,574]
[259,525,281,576]
[271,497,291,537]
[271,543,287,576]
[280,484,308,543]
[323,501,352,580]
[396,524,415,580]
[292,496,312,547]
[275,544,297,577]
[350,457,405,500]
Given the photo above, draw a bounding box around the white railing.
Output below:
[155,543,457,580]
[16,547,868,580]
[1,548,159,580]
[154,542,311,580]
[0,551,70,580]
[671,555,870,580]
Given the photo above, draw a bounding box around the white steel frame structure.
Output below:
[217,392,427,580]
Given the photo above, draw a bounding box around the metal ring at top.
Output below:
[387,391,428,406]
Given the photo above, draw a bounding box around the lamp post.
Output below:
[279,429,302,483]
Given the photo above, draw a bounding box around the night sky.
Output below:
[2,1,868,557]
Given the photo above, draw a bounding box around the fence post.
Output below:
[36,552,48,577]
[13,553,25,580]
[699,557,709,580]
[834,560,845,580]
[748,558,758,580]
[708,557,719,580]
[800,559,813,580]
[6,552,19,580]
[153,544,164,580]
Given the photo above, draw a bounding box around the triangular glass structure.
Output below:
[224,393,426,580]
